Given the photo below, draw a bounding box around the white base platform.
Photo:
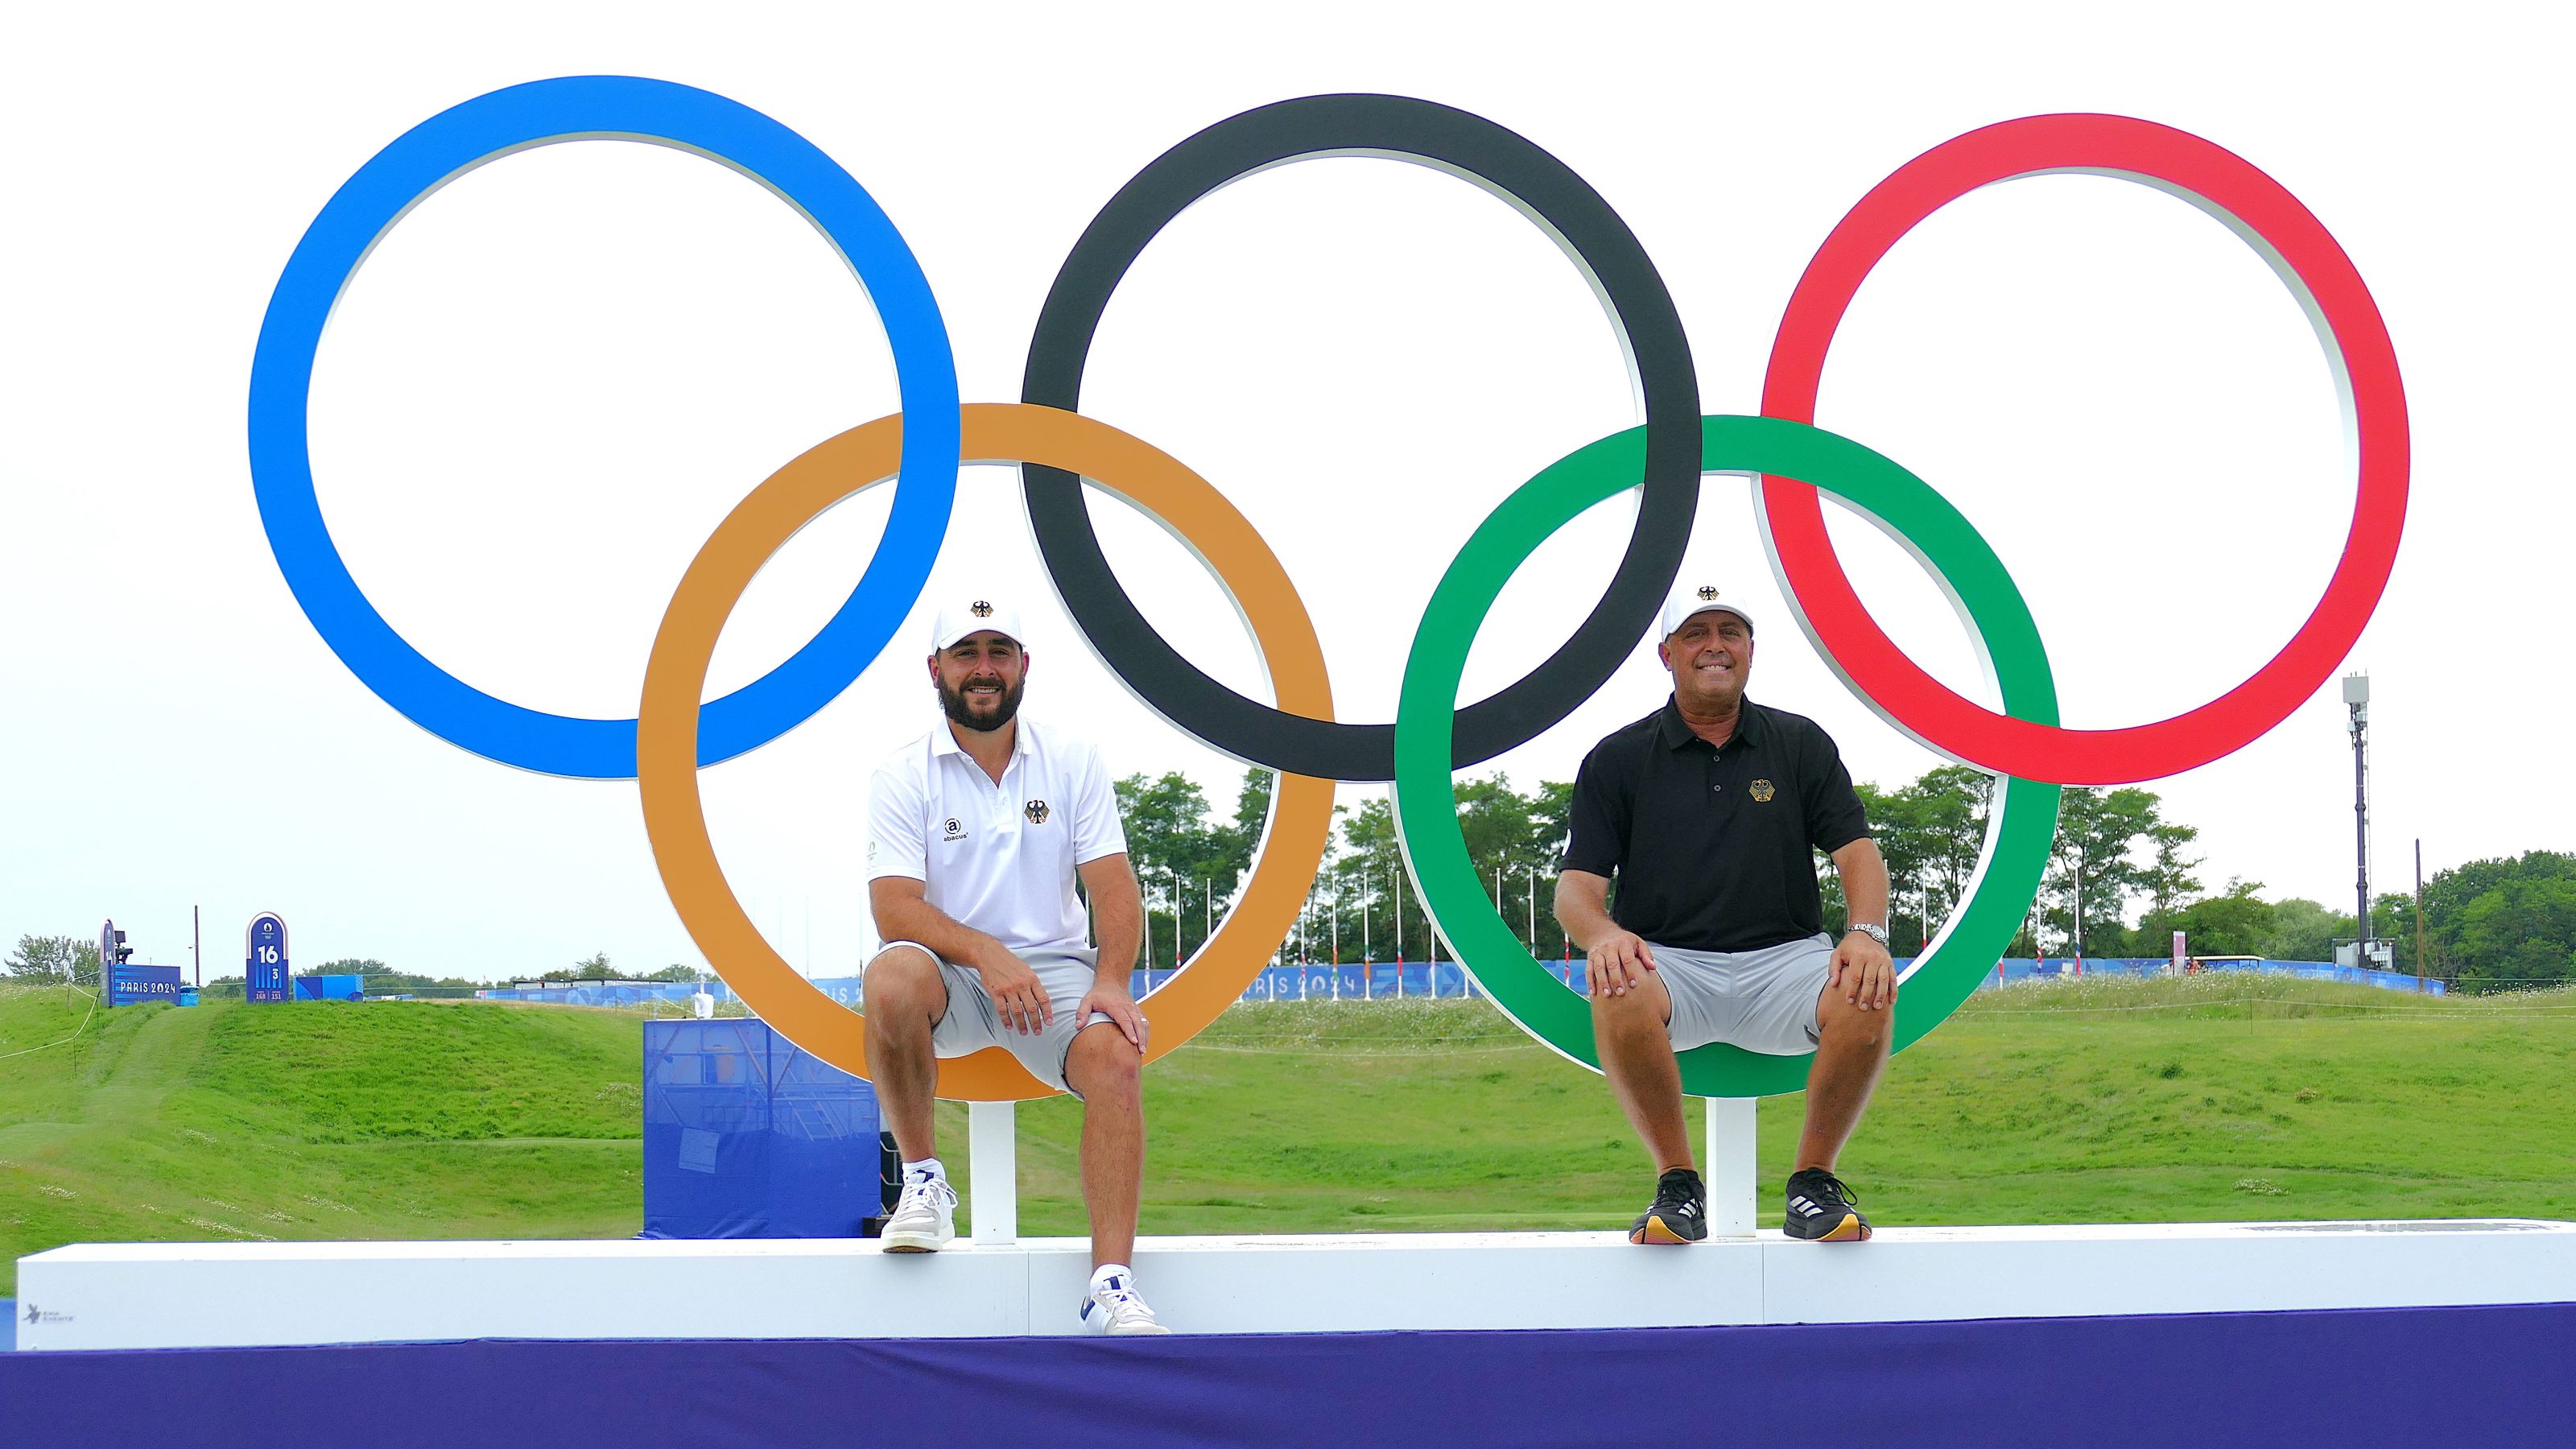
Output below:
[19,1220,2576,1351]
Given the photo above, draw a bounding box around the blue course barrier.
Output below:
[291,974,363,1001]
[481,980,737,1007]
[477,953,2446,1013]
[1227,962,1483,1001]
[482,964,1503,1009]
[1535,956,2444,996]
[1971,957,2444,994]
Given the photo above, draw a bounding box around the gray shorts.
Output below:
[1653,933,1835,1055]
[871,942,1113,1096]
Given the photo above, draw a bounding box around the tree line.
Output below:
[14,790,2566,993]
[2375,851,2576,992]
[1849,775,2575,990]
[3,935,101,986]
[1110,766,2576,993]
[1109,768,1575,967]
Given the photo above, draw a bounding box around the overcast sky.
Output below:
[3,2,2566,983]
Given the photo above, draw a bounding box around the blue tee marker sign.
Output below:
[246,912,289,1004]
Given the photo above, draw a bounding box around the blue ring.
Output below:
[248,76,959,778]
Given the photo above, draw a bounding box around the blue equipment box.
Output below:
[642,1018,883,1240]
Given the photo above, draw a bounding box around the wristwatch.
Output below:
[1849,923,1890,947]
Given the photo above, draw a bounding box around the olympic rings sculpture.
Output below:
[249,76,2406,1098]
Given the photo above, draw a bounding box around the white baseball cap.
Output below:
[930,597,1027,653]
[1659,582,1754,639]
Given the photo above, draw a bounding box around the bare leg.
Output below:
[861,947,944,1162]
[1794,985,1891,1172]
[1591,974,1692,1174]
[1064,1022,1145,1269]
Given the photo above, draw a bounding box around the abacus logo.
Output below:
[250,77,2405,1100]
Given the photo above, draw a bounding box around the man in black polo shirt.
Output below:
[1554,584,1896,1245]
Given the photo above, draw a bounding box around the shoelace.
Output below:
[1096,1287,1153,1321]
[1796,1171,1859,1208]
[903,1175,958,1212]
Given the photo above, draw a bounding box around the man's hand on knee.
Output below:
[1077,976,1149,1054]
[1828,933,1897,1012]
[1587,931,1657,998]
[1067,1019,1143,1097]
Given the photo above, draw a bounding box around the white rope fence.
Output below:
[0,981,101,1063]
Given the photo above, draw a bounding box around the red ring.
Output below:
[1758,114,2407,785]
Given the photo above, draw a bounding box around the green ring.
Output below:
[1391,415,2062,1097]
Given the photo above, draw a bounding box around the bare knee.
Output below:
[1065,1023,1141,1102]
[1814,986,1887,1050]
[863,946,943,1024]
[1590,975,1672,1034]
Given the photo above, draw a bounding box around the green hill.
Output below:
[1009,975,2576,1234]
[0,986,646,1295]
[6,976,2574,1294]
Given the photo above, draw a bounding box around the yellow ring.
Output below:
[637,402,1335,1100]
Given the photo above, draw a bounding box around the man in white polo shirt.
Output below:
[861,597,1166,1335]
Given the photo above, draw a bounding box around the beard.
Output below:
[939,674,1026,733]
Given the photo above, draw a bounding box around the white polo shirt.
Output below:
[865,714,1129,958]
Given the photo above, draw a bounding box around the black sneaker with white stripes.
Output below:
[1783,1167,1872,1242]
[1628,1166,1707,1245]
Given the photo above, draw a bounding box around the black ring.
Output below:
[1022,93,1699,781]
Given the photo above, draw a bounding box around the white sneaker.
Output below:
[1081,1269,1170,1335]
[881,1172,957,1253]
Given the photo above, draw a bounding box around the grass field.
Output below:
[0,985,643,1296]
[5,974,2574,1294]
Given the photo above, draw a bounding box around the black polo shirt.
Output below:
[1560,696,1871,954]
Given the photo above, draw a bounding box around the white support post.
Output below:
[968,1100,1017,1243]
[1707,1096,1758,1239]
